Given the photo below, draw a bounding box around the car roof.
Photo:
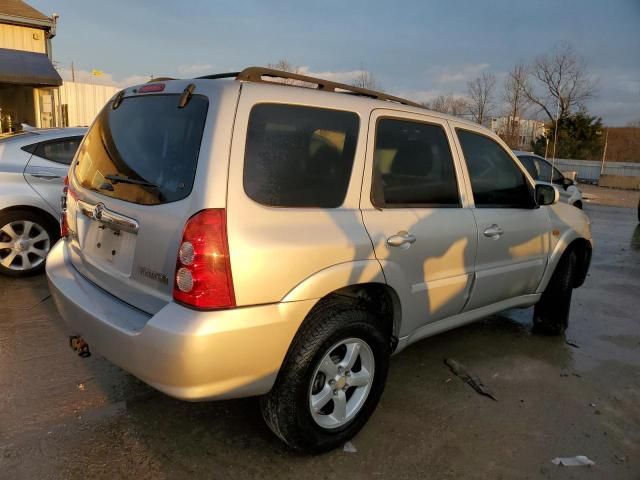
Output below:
[127,67,487,132]
[27,127,88,137]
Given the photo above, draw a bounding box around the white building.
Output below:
[490,116,546,150]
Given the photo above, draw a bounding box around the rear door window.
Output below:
[372,118,460,207]
[456,129,534,208]
[73,94,209,205]
[31,137,83,165]
[243,104,359,208]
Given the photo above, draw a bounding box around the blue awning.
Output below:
[0,47,62,86]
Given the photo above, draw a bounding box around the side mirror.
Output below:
[536,183,560,206]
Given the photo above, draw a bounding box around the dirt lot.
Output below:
[1,196,639,479]
[581,183,640,208]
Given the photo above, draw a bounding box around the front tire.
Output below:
[261,299,390,453]
[533,250,577,335]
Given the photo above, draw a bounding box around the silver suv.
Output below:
[47,68,592,453]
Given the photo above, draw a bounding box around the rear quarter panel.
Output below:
[226,84,380,306]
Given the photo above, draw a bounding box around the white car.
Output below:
[0,128,86,276]
[514,151,583,209]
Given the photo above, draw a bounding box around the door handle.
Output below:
[29,172,61,180]
[483,224,504,239]
[387,231,416,248]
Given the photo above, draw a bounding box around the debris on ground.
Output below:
[590,402,597,408]
[444,358,497,401]
[613,454,627,464]
[343,441,357,453]
[551,455,595,467]
[565,340,580,348]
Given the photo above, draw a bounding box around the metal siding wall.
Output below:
[553,159,640,183]
[0,24,46,53]
[59,82,119,127]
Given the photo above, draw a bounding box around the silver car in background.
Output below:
[514,150,583,209]
[0,128,86,276]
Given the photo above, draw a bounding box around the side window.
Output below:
[372,118,460,207]
[456,129,534,208]
[533,158,552,182]
[33,137,82,165]
[518,156,539,180]
[244,104,359,208]
[551,166,565,185]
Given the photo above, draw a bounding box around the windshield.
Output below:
[73,94,209,205]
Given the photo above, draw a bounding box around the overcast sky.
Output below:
[32,0,640,125]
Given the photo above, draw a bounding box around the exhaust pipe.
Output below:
[69,335,91,358]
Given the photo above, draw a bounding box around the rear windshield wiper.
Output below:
[104,174,159,188]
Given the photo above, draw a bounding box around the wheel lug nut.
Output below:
[329,379,336,386]
[333,389,338,396]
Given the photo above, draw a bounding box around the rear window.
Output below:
[243,104,359,208]
[73,94,209,205]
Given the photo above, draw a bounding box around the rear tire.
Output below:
[533,250,577,335]
[0,209,59,277]
[261,299,390,453]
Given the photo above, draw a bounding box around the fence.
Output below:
[550,158,640,183]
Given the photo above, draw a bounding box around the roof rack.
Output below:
[193,67,421,108]
[196,72,240,80]
[234,67,422,108]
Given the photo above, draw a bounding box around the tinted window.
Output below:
[372,118,459,207]
[534,158,564,184]
[244,104,359,208]
[32,137,82,165]
[74,94,208,205]
[518,156,539,180]
[457,129,534,208]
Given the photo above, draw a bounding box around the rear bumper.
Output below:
[46,240,315,401]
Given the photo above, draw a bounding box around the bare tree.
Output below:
[351,70,379,90]
[424,94,469,117]
[502,63,531,148]
[523,44,597,123]
[466,73,496,125]
[266,59,302,85]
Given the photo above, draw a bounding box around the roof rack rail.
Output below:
[236,66,422,108]
[196,72,240,80]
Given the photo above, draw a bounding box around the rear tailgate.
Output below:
[65,80,238,314]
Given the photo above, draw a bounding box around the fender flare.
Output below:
[536,230,590,293]
[281,259,386,303]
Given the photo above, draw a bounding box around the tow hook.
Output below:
[69,336,91,358]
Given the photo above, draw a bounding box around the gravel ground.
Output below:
[580,183,640,209]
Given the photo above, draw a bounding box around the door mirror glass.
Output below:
[535,183,559,206]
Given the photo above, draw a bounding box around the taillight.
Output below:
[173,209,235,310]
[60,175,69,238]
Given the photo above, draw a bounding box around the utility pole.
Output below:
[550,99,560,182]
[71,61,75,82]
[600,128,609,179]
[544,136,549,159]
